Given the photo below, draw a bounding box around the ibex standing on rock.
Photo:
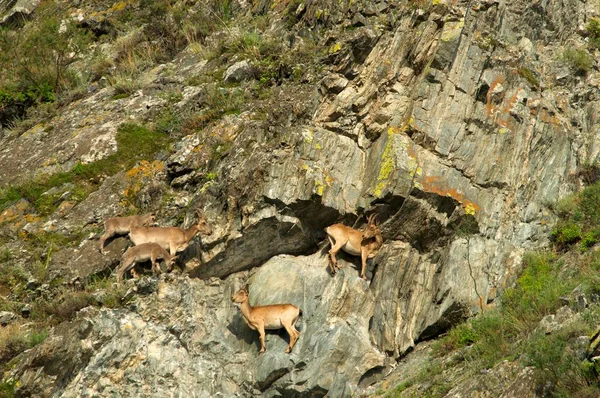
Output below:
[231,287,302,354]
[99,213,155,254]
[116,242,177,283]
[324,214,383,280]
[128,211,211,255]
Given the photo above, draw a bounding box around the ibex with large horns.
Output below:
[324,214,383,280]
[129,210,212,256]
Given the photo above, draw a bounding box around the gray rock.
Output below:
[0,311,18,326]
[321,73,349,94]
[0,0,40,26]
[224,60,255,83]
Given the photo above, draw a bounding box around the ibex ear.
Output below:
[244,284,249,293]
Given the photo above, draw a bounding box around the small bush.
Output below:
[0,248,12,262]
[0,2,92,124]
[0,323,47,369]
[551,221,582,247]
[523,321,597,395]
[33,290,96,322]
[563,48,594,74]
[586,18,600,49]
[154,108,183,136]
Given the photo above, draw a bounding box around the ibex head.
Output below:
[167,255,178,267]
[196,210,212,235]
[142,213,157,226]
[362,214,380,240]
[232,286,249,303]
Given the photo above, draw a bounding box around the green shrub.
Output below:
[563,48,594,74]
[587,18,600,49]
[0,378,17,397]
[523,321,597,395]
[434,252,574,367]
[154,108,183,136]
[0,2,92,116]
[550,180,600,251]
[0,248,12,263]
[551,221,582,247]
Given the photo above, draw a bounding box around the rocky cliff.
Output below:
[1,0,599,396]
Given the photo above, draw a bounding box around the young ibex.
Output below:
[116,243,177,283]
[99,213,155,254]
[324,214,383,280]
[128,211,211,255]
[231,287,302,354]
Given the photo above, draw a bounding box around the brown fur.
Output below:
[324,214,383,280]
[99,213,155,254]
[116,242,178,283]
[231,287,302,354]
[129,212,211,255]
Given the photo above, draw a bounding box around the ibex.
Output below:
[99,213,155,254]
[128,210,211,255]
[231,287,302,354]
[324,214,383,280]
[116,243,177,283]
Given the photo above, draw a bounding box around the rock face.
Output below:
[0,0,40,26]
[224,60,255,83]
[9,256,383,397]
[2,0,600,396]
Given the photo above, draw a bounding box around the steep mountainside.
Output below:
[1,0,600,396]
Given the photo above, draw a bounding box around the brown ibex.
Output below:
[128,211,211,255]
[99,213,155,254]
[324,214,383,280]
[116,243,178,283]
[231,287,302,354]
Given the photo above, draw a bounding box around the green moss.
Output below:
[111,93,130,100]
[518,67,539,88]
[0,378,17,397]
[0,123,170,215]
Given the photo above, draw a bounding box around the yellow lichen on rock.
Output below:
[373,128,397,197]
[122,160,164,207]
[464,203,477,215]
[328,42,342,54]
[441,19,465,42]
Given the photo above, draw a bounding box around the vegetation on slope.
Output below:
[382,178,600,397]
[0,1,327,389]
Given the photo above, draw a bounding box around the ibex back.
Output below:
[129,211,211,255]
[232,287,302,354]
[99,213,155,254]
[116,242,177,283]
